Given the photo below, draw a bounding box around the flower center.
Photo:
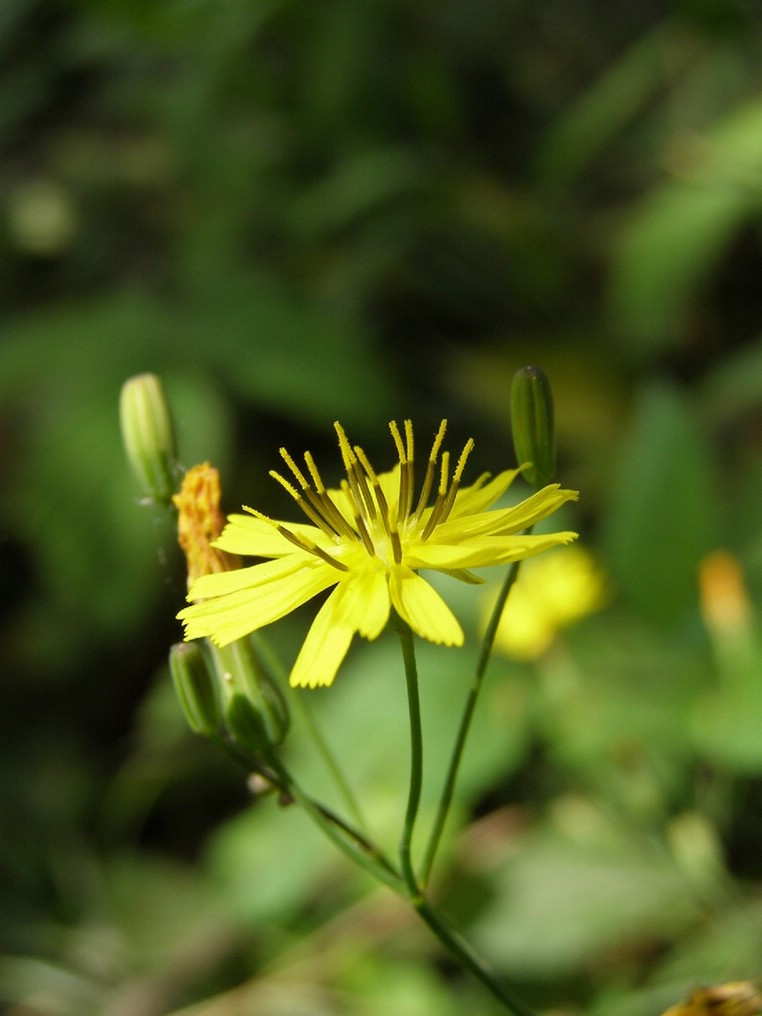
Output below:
[260,420,475,571]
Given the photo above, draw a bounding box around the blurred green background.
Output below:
[3,1,762,1014]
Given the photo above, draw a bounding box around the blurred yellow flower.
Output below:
[661,982,762,1016]
[490,545,607,660]
[178,420,578,688]
[699,550,754,637]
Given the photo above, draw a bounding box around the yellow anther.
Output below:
[355,446,379,485]
[438,450,450,496]
[270,470,301,502]
[411,420,447,523]
[334,421,357,470]
[270,470,335,534]
[429,419,447,463]
[389,420,407,464]
[453,438,474,483]
[303,451,325,493]
[404,419,414,462]
[244,505,274,523]
[279,447,310,490]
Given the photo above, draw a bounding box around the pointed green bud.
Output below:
[120,373,178,504]
[169,642,222,737]
[510,365,556,487]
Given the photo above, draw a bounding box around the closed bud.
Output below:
[212,640,290,756]
[224,693,275,757]
[510,365,556,487]
[120,373,178,504]
[169,642,221,737]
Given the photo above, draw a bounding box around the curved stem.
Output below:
[420,542,531,888]
[397,618,424,896]
[225,735,404,893]
[393,619,537,1014]
[275,763,404,892]
[252,634,368,834]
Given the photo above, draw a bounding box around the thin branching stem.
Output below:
[420,533,532,888]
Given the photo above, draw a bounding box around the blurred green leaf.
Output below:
[537,21,699,187]
[470,818,703,977]
[601,383,718,625]
[610,97,762,354]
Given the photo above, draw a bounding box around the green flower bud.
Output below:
[510,365,556,487]
[212,640,290,756]
[169,642,222,737]
[120,373,178,504]
[224,694,277,758]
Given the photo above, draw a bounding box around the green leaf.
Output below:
[610,98,762,355]
[601,383,718,625]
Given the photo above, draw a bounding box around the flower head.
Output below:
[178,420,579,688]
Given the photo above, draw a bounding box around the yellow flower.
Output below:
[491,545,607,660]
[661,982,762,1016]
[178,420,578,688]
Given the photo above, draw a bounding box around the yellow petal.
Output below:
[289,586,356,688]
[448,468,522,517]
[405,532,578,570]
[215,513,327,558]
[187,554,312,599]
[389,566,464,646]
[178,559,338,646]
[332,565,391,639]
[435,486,578,540]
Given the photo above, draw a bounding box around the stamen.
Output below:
[339,479,375,555]
[354,512,376,556]
[303,451,358,541]
[334,423,376,524]
[354,447,379,488]
[279,447,309,489]
[334,422,357,472]
[453,438,474,484]
[357,445,395,545]
[439,450,450,496]
[421,450,450,539]
[269,470,301,503]
[390,528,403,564]
[389,420,406,463]
[303,451,325,492]
[270,470,334,534]
[411,419,447,523]
[351,445,378,522]
[273,524,350,571]
[402,419,415,520]
[390,419,414,526]
[437,438,474,525]
[404,419,414,462]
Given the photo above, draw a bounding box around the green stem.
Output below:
[279,767,404,892]
[420,545,530,888]
[252,634,368,834]
[413,900,538,1016]
[394,619,537,1015]
[225,736,404,894]
[397,618,424,896]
